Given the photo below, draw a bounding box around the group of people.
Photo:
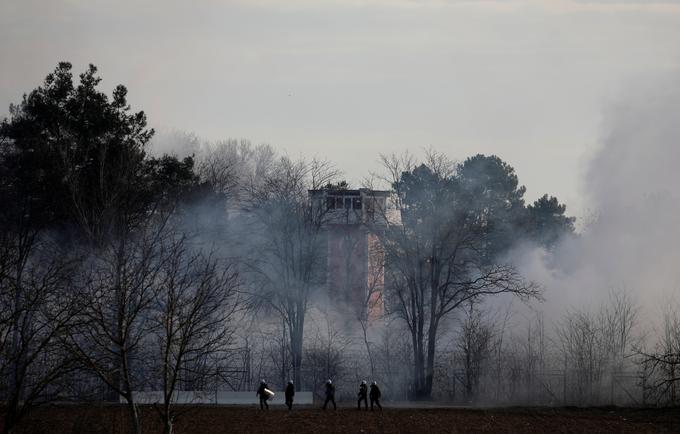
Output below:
[256,379,383,411]
[355,380,382,411]
[256,380,295,411]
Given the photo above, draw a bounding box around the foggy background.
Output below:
[2,3,680,432]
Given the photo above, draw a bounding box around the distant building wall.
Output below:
[327,224,368,311]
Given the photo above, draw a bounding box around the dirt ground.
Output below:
[4,404,680,433]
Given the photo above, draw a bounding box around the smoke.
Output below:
[147,129,202,158]
[140,74,680,401]
[516,72,680,322]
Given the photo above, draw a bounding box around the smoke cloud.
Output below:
[516,73,680,323]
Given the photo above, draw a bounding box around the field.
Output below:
[3,404,680,433]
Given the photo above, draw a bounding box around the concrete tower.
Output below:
[308,188,393,320]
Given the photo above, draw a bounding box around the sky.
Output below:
[2,0,680,219]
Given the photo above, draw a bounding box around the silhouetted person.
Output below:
[256,379,270,410]
[285,380,295,412]
[357,380,368,410]
[322,379,336,410]
[369,381,382,411]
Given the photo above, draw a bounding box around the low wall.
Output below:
[122,391,314,405]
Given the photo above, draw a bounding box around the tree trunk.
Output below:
[123,347,141,434]
[2,399,19,434]
[409,323,439,399]
[6,270,25,434]
[290,316,304,391]
[281,317,287,388]
[423,261,439,400]
[411,327,428,399]
[163,418,173,434]
[465,350,473,401]
[424,323,437,398]
[126,397,141,434]
[292,349,302,391]
[9,269,25,405]
[162,392,173,434]
[411,279,428,399]
[410,278,439,400]
[361,321,376,379]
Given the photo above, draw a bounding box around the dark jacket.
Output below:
[325,383,335,397]
[358,383,368,397]
[257,383,268,398]
[369,384,381,400]
[285,383,295,400]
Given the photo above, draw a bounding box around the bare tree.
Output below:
[0,119,83,433]
[554,290,639,405]
[196,139,276,203]
[0,239,80,434]
[150,238,241,434]
[373,317,412,400]
[485,303,515,403]
[356,236,386,380]
[374,151,540,399]
[636,301,680,406]
[244,157,338,390]
[599,290,638,374]
[303,311,351,399]
[455,301,495,403]
[555,308,608,404]
[246,321,288,391]
[68,225,167,434]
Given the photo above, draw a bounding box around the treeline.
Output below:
[0,63,678,434]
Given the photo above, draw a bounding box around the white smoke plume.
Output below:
[516,73,680,324]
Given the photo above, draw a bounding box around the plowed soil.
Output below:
[4,404,680,433]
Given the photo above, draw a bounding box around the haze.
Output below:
[3,0,680,217]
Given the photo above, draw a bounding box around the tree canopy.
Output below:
[380,151,571,398]
[0,62,201,244]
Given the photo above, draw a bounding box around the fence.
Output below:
[121,390,314,405]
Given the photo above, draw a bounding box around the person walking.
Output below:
[256,379,271,410]
[369,381,382,411]
[357,380,368,410]
[285,380,295,413]
[322,379,337,410]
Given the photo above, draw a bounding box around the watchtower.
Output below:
[308,188,393,320]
